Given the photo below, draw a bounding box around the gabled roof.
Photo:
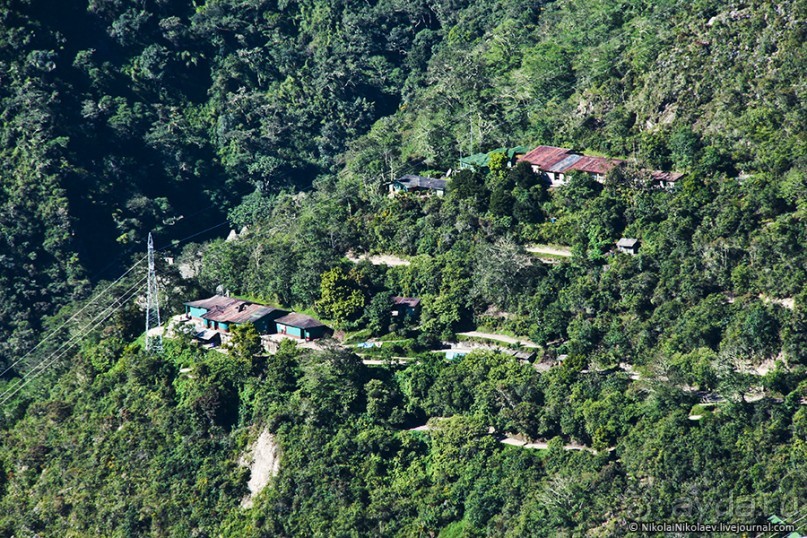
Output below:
[547,154,583,173]
[392,296,421,308]
[519,146,573,169]
[202,301,285,324]
[185,295,285,324]
[275,313,326,329]
[650,170,685,183]
[569,156,622,175]
[500,348,536,361]
[521,146,624,176]
[396,174,448,190]
[617,238,639,248]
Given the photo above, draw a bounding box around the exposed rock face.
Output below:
[239,429,280,508]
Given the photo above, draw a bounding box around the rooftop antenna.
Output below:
[145,232,163,353]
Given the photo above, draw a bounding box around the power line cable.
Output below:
[0,276,147,407]
[0,258,147,379]
[772,508,807,538]
[2,213,228,377]
[1,274,146,392]
[757,506,807,538]
[156,220,229,252]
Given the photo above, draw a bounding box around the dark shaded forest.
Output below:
[1,0,450,362]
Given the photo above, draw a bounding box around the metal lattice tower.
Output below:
[145,232,163,353]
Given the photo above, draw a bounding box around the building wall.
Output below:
[261,311,289,334]
[204,319,229,331]
[276,323,326,339]
[187,306,207,319]
[389,182,407,194]
[278,323,303,338]
[393,305,421,318]
[547,172,566,187]
[305,326,326,339]
[254,318,270,333]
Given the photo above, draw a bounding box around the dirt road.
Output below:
[457,331,540,349]
[525,244,573,257]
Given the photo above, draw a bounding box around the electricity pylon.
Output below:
[145,232,163,353]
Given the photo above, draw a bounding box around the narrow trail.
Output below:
[346,252,411,266]
[457,331,540,348]
[525,244,573,257]
[408,420,610,453]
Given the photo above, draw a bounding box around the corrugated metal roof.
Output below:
[521,146,627,176]
[501,348,536,361]
[392,296,421,308]
[519,146,573,169]
[547,154,583,173]
[186,295,285,325]
[569,156,621,175]
[202,301,284,324]
[507,146,529,159]
[460,153,491,166]
[650,170,685,182]
[275,313,326,329]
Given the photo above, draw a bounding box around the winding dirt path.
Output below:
[525,244,573,257]
[457,331,540,349]
[346,252,411,266]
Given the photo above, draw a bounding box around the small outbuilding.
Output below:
[275,313,329,340]
[391,296,421,318]
[500,348,537,362]
[650,170,685,190]
[192,328,221,347]
[616,238,640,255]
[389,175,448,196]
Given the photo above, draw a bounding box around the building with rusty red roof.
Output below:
[519,144,681,187]
[183,295,288,335]
[520,146,573,171]
[519,145,624,186]
[568,156,623,181]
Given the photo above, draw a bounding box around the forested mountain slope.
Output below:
[0,0,806,536]
[0,0,457,364]
[2,0,804,362]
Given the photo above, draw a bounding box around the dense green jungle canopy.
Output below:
[0,0,805,536]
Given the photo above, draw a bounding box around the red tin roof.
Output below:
[569,156,622,175]
[519,146,573,170]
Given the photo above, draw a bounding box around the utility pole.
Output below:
[145,232,163,353]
